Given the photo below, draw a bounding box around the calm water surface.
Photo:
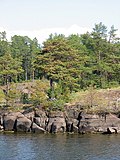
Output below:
[0,133,120,160]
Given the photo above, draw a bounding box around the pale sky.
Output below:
[0,0,120,44]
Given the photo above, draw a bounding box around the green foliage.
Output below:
[0,52,23,85]
[0,22,119,111]
[45,80,71,111]
[2,83,22,107]
[11,35,41,81]
[47,80,70,101]
[21,93,29,104]
[0,89,5,106]
[47,99,65,111]
[34,34,86,92]
[29,80,49,106]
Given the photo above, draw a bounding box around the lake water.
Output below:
[0,133,120,160]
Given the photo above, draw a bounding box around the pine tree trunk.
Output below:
[50,78,53,89]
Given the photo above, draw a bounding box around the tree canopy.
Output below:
[0,22,119,91]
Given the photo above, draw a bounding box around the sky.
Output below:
[0,0,120,44]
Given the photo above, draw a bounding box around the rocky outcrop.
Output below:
[3,112,24,131]
[16,116,32,132]
[78,113,120,134]
[31,123,46,133]
[0,115,3,126]
[1,108,120,134]
[0,125,3,131]
[33,110,48,129]
[46,111,66,133]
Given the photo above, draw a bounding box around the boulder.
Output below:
[78,113,120,133]
[33,117,48,129]
[0,125,3,131]
[3,112,23,131]
[66,121,73,132]
[3,115,16,131]
[102,127,118,134]
[66,121,79,133]
[46,111,66,133]
[65,109,80,119]
[48,111,64,118]
[102,128,112,134]
[108,127,117,133]
[97,127,106,132]
[46,117,66,133]
[16,116,32,132]
[0,115,3,125]
[104,114,120,128]
[65,109,83,133]
[31,123,46,133]
[23,111,34,121]
[73,125,78,132]
[80,113,108,133]
[34,110,46,118]
[33,110,48,129]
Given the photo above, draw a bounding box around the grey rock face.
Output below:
[3,112,23,131]
[16,116,32,132]
[46,117,66,133]
[1,107,120,134]
[31,123,46,133]
[33,117,48,129]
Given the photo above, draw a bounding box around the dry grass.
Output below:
[70,86,120,113]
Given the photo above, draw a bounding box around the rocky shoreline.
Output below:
[0,106,120,134]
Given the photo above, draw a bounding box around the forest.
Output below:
[0,22,120,111]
